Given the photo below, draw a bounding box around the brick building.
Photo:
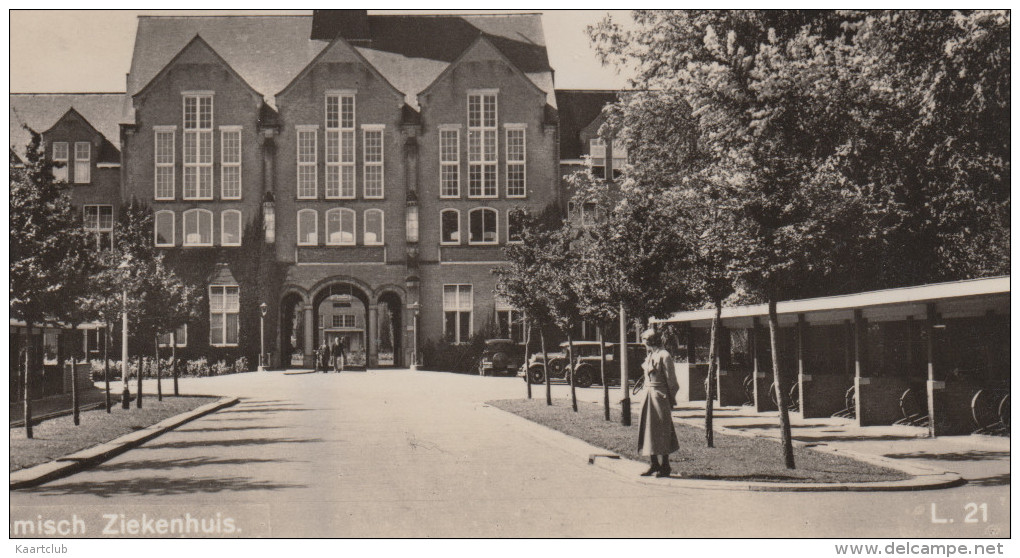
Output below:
[116,11,561,367]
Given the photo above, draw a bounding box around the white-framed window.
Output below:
[495,298,522,342]
[507,209,525,243]
[363,125,384,199]
[154,127,175,200]
[439,126,460,197]
[183,208,213,246]
[154,210,175,247]
[297,209,318,246]
[443,284,473,344]
[158,324,188,348]
[580,201,598,227]
[183,93,213,199]
[326,92,356,199]
[468,91,498,198]
[220,126,241,199]
[440,209,460,244]
[296,126,318,199]
[589,137,606,179]
[74,142,91,184]
[364,209,384,245]
[505,125,526,197]
[83,204,114,250]
[468,207,498,245]
[612,141,628,179]
[325,207,355,245]
[52,141,68,182]
[209,285,239,347]
[221,209,242,246]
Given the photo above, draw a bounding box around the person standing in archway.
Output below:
[333,336,345,373]
[318,339,331,374]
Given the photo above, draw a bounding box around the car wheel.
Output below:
[528,365,546,384]
[575,366,595,388]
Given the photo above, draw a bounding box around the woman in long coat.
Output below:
[637,328,680,477]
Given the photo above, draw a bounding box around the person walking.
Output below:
[332,337,345,373]
[637,328,680,478]
[318,340,331,374]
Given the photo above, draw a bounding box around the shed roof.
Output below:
[128,14,553,110]
[9,93,124,159]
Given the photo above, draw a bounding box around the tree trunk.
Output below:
[523,318,532,400]
[104,324,111,412]
[57,330,66,420]
[598,323,609,421]
[155,334,162,402]
[768,299,796,469]
[136,355,143,408]
[566,332,577,412]
[540,327,551,406]
[705,298,722,447]
[171,331,179,397]
[71,330,81,426]
[23,323,34,439]
[619,304,631,426]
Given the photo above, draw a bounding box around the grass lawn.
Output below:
[10,395,215,472]
[490,398,910,483]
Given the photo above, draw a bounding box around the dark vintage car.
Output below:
[520,341,631,385]
[478,339,525,376]
[570,342,647,388]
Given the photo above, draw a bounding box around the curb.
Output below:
[10,396,239,490]
[486,404,965,493]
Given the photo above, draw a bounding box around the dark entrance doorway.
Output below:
[313,283,371,369]
[377,291,403,367]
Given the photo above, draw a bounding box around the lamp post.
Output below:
[258,302,268,372]
[118,258,131,409]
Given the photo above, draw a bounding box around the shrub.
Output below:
[234,356,250,373]
[186,357,210,377]
[211,360,232,376]
[421,321,501,373]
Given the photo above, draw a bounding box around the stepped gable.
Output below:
[128,13,554,111]
[9,93,124,160]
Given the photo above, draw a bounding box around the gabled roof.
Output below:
[554,90,622,159]
[9,93,124,159]
[276,33,404,103]
[133,34,263,103]
[418,35,547,103]
[128,13,554,110]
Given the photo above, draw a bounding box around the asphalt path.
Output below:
[9,370,1010,538]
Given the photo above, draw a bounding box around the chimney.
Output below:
[310,9,371,45]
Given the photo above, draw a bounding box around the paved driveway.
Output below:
[10,370,1010,538]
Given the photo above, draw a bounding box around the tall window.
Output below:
[364,209,384,245]
[221,209,242,246]
[154,127,175,199]
[154,210,174,247]
[612,142,628,179]
[507,209,525,243]
[209,285,239,347]
[363,126,384,198]
[83,205,113,250]
[158,324,188,348]
[74,142,91,184]
[183,209,213,246]
[220,127,241,199]
[183,94,213,199]
[440,127,460,197]
[443,284,472,344]
[297,209,318,246]
[440,209,460,244]
[52,142,68,182]
[589,137,606,179]
[467,91,497,198]
[468,208,498,245]
[297,127,317,199]
[496,299,522,342]
[326,93,356,199]
[326,208,355,245]
[506,126,526,197]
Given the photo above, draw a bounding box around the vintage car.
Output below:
[478,339,525,376]
[569,342,647,388]
[520,341,615,384]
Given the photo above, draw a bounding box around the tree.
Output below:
[543,222,585,413]
[10,131,95,437]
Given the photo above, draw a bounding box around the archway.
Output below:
[279,292,306,368]
[312,282,371,369]
[377,291,403,367]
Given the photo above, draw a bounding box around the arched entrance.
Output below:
[377,291,403,367]
[313,282,371,369]
[279,292,306,368]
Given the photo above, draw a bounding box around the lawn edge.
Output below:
[486,400,965,493]
[9,396,239,490]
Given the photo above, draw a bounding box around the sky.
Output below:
[9,9,636,94]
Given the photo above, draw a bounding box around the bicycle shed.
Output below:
[655,276,1010,437]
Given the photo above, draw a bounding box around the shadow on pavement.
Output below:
[883,450,1011,462]
[175,425,291,433]
[22,476,304,497]
[138,437,322,451]
[965,473,1010,487]
[217,407,314,414]
[94,457,296,472]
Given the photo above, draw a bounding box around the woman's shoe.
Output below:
[655,467,671,478]
[639,464,660,477]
